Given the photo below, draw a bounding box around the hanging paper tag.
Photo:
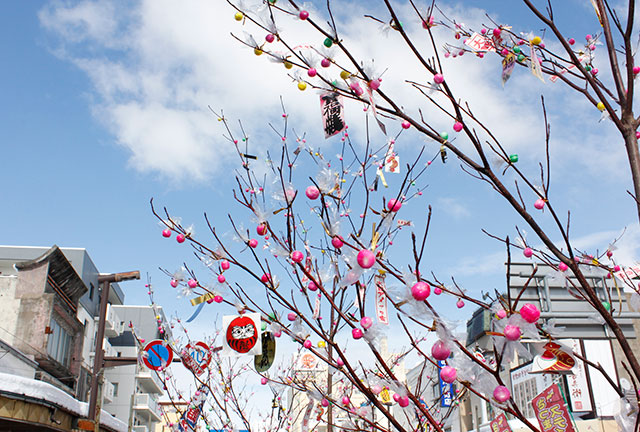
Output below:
[301,400,315,432]
[320,92,346,138]
[529,44,545,82]
[222,313,262,356]
[385,155,400,173]
[464,32,496,52]
[502,53,516,87]
[375,274,389,325]
[376,168,389,188]
[312,295,321,319]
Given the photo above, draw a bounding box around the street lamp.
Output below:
[86,271,140,432]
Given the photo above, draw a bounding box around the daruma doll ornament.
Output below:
[224,314,261,355]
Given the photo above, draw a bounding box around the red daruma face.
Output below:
[226,316,258,353]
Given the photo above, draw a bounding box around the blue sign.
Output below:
[437,360,453,407]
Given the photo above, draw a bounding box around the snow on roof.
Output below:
[0,372,127,432]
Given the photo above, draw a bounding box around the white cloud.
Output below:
[436,197,471,219]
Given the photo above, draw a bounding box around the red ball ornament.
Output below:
[291,250,304,263]
[387,199,402,212]
[306,186,320,200]
[493,385,510,403]
[411,282,431,301]
[520,303,540,323]
[504,325,521,341]
[162,228,172,238]
[523,247,533,258]
[431,340,451,360]
[257,224,268,236]
[331,236,344,248]
[440,366,457,383]
[299,10,309,20]
[249,238,258,248]
[176,233,186,243]
[352,328,363,339]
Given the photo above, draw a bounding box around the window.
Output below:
[46,319,73,367]
[113,382,119,397]
[89,283,95,300]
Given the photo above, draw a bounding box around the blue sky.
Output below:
[1,1,639,415]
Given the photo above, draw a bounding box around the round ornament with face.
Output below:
[226,315,258,354]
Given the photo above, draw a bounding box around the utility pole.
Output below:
[86,271,140,432]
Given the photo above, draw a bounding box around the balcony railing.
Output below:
[103,304,124,338]
[102,379,115,403]
[135,368,164,394]
[133,393,162,421]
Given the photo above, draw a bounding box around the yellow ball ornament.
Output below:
[340,70,351,80]
[254,48,263,56]
[317,341,326,348]
[597,102,605,111]
[234,12,243,21]
[284,61,293,69]
[298,81,307,91]
[531,36,542,45]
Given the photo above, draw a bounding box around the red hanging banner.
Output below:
[490,413,512,432]
[532,383,576,432]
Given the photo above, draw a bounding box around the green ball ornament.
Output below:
[602,301,611,311]
[509,154,519,163]
[268,312,276,320]
[585,65,592,72]
[324,37,333,48]
[261,322,267,331]
[517,54,525,62]
[513,46,521,54]
[440,131,449,141]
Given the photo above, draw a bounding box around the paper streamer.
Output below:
[301,400,315,432]
[186,302,205,323]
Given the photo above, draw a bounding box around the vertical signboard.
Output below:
[437,360,452,407]
[561,339,592,412]
[490,413,512,432]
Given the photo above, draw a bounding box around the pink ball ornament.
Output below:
[558,262,568,272]
[496,309,507,319]
[257,224,268,236]
[221,260,230,270]
[431,340,451,360]
[371,385,382,395]
[387,199,402,212]
[321,58,331,68]
[308,281,318,291]
[176,233,186,243]
[357,249,376,269]
[568,38,575,45]
[523,247,533,258]
[440,366,457,383]
[306,186,320,200]
[411,282,431,301]
[261,377,268,385]
[520,303,541,323]
[249,238,259,248]
[369,79,381,90]
[261,273,271,283]
[393,393,401,402]
[492,28,501,37]
[217,274,226,284]
[215,295,224,303]
[493,385,511,403]
[433,73,444,84]
[291,250,304,263]
[453,122,463,132]
[162,228,172,238]
[534,199,545,210]
[352,328,363,339]
[307,68,317,77]
[299,10,309,20]
[303,339,312,349]
[360,316,373,329]
[336,357,344,367]
[273,329,282,337]
[398,396,409,407]
[480,28,487,35]
[170,279,178,288]
[456,299,465,308]
[265,33,275,43]
[401,120,411,129]
[188,279,198,289]
[633,66,640,75]
[342,396,350,406]
[433,287,442,295]
[504,325,521,341]
[331,236,344,248]
[287,312,297,321]
[321,398,329,407]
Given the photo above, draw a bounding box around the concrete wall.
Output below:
[0,276,20,346]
